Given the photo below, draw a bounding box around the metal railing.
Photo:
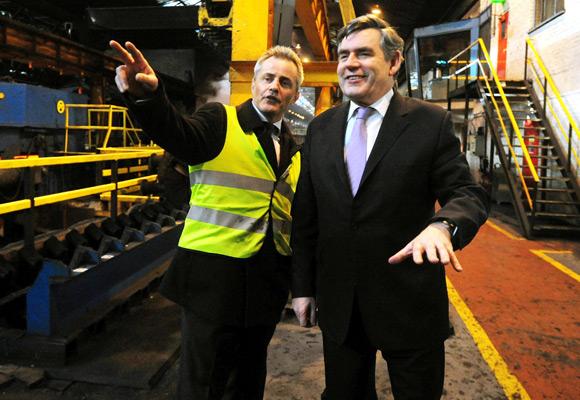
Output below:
[64,104,146,152]
[525,37,580,172]
[446,38,540,209]
[0,151,161,252]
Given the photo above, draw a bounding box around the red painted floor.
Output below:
[450,221,579,399]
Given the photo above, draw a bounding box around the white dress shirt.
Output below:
[252,101,282,164]
[344,89,394,160]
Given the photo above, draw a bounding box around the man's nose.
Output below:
[267,79,280,92]
[344,53,359,69]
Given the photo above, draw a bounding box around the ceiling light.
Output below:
[371,5,382,16]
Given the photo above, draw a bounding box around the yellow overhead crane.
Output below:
[228,0,343,113]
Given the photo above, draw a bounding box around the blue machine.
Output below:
[0,82,88,129]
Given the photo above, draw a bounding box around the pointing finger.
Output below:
[388,242,412,264]
[109,40,134,64]
[449,251,463,272]
[126,41,149,68]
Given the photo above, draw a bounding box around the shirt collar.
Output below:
[347,89,394,120]
[252,101,283,131]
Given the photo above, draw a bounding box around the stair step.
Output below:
[506,144,554,149]
[520,133,549,138]
[523,176,570,181]
[536,200,580,205]
[497,128,548,133]
[494,109,535,113]
[510,117,542,122]
[485,93,531,98]
[532,224,580,232]
[518,127,547,131]
[531,187,576,193]
[527,155,558,160]
[528,211,580,218]
[536,165,564,170]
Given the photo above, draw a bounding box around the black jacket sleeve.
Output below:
[124,82,227,165]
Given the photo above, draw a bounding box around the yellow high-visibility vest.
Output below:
[178,104,301,258]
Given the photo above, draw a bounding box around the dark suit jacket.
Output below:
[127,91,299,327]
[291,92,489,350]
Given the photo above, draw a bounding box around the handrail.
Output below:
[475,59,535,207]
[446,38,539,208]
[0,175,157,216]
[526,37,580,142]
[0,150,162,253]
[0,151,160,169]
[475,39,540,183]
[64,103,145,152]
[527,60,580,168]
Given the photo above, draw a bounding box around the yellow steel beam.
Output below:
[230,60,338,88]
[231,0,273,61]
[0,151,160,169]
[338,0,356,26]
[315,87,334,115]
[230,0,273,105]
[295,0,331,60]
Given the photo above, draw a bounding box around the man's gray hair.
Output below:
[254,45,304,88]
[337,14,404,61]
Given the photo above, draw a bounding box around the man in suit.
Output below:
[291,15,489,399]
[110,41,303,400]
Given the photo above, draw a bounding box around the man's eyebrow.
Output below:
[338,46,373,54]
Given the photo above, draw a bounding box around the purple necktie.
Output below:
[346,107,373,195]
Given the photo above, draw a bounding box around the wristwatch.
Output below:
[433,219,458,239]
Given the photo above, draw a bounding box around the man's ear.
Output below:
[389,50,403,77]
[293,90,300,103]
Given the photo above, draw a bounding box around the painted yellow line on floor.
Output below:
[447,278,531,400]
[530,250,579,282]
[485,220,525,240]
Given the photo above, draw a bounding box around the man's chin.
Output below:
[258,104,279,115]
[344,91,366,102]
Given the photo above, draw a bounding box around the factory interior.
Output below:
[0,0,578,399]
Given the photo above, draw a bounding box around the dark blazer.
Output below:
[127,92,299,327]
[291,92,489,350]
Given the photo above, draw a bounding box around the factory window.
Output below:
[534,0,565,27]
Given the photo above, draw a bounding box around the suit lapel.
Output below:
[329,102,351,193]
[359,92,409,189]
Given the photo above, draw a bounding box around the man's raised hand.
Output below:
[109,40,158,98]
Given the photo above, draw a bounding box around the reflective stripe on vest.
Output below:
[186,205,268,234]
[178,104,300,258]
[189,170,274,194]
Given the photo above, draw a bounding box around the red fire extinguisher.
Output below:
[522,118,540,184]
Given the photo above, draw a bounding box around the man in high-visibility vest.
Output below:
[110,40,303,400]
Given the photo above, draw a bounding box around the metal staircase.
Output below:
[482,80,580,236]
[445,39,580,238]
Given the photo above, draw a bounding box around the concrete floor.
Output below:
[0,217,578,399]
